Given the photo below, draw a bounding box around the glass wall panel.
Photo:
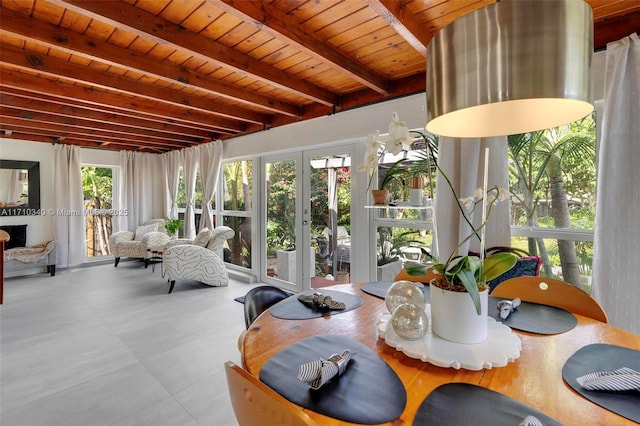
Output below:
[223,215,252,268]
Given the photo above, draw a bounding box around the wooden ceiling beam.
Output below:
[0,44,268,126]
[0,7,300,118]
[213,0,390,95]
[0,102,205,145]
[0,69,239,134]
[51,0,339,106]
[0,117,191,149]
[0,127,169,153]
[365,0,430,57]
[0,89,215,140]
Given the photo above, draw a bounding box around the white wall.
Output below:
[0,139,120,246]
[223,93,427,159]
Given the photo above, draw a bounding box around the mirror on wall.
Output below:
[0,160,40,215]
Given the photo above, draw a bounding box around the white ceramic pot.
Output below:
[409,188,424,206]
[430,285,489,344]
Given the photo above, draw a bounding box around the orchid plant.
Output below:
[379,115,518,315]
[358,113,411,192]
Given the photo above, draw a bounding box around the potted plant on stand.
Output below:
[164,217,183,239]
[359,127,408,205]
[377,228,430,282]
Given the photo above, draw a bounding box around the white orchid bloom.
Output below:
[459,196,474,211]
[473,187,484,200]
[364,130,381,152]
[387,112,411,155]
[496,187,509,202]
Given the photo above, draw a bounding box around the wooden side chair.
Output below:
[224,361,317,426]
[491,276,608,323]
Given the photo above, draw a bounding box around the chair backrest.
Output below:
[491,276,608,322]
[207,226,235,253]
[394,265,437,284]
[244,285,291,329]
[143,218,167,234]
[224,361,317,426]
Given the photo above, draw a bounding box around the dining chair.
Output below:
[224,361,317,426]
[491,276,608,323]
[244,285,291,329]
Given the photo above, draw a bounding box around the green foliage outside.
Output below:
[82,166,113,257]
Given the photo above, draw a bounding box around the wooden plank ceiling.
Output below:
[1,0,639,153]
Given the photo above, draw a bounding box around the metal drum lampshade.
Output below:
[426,0,594,138]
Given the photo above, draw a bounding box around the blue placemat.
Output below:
[260,334,406,424]
[562,344,640,423]
[488,297,577,335]
[413,383,561,426]
[270,289,362,320]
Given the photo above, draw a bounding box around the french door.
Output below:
[260,147,354,292]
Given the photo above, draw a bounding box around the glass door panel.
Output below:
[262,156,302,291]
[306,151,352,285]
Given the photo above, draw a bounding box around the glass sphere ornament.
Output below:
[385,280,427,314]
[391,303,429,340]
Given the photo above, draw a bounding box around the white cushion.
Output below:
[193,228,212,247]
[134,223,158,241]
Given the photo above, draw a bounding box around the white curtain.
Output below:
[434,137,511,261]
[183,146,199,239]
[119,150,164,230]
[592,33,640,334]
[163,149,183,219]
[198,140,223,231]
[53,145,84,267]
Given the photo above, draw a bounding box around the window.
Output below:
[222,160,253,269]
[81,166,115,258]
[176,166,204,235]
[507,115,596,290]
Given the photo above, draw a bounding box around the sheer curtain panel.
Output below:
[198,140,223,231]
[593,33,640,334]
[53,145,84,267]
[183,146,199,239]
[434,137,511,260]
[163,149,183,219]
[119,151,164,231]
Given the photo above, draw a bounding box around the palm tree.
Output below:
[508,118,595,286]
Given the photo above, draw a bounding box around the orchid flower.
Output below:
[387,112,411,155]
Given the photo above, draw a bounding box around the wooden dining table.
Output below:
[240,282,640,426]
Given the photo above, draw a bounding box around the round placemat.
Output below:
[270,289,362,320]
[488,297,577,335]
[260,334,406,425]
[562,343,640,423]
[413,383,561,426]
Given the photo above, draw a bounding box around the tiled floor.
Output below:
[1,261,259,426]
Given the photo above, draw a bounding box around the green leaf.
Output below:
[405,263,428,276]
[481,252,518,281]
[456,268,482,315]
